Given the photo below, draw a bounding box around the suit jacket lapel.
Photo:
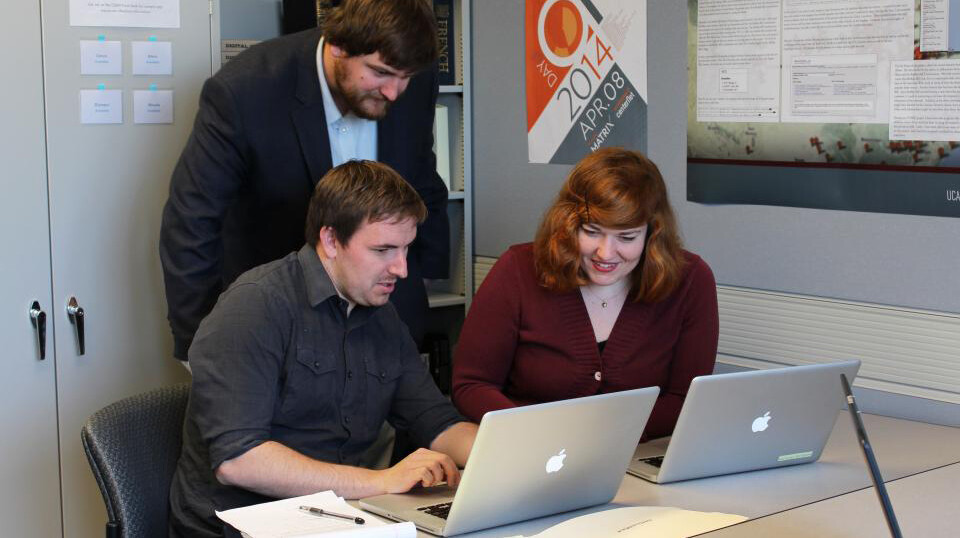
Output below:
[377,101,409,178]
[291,30,333,187]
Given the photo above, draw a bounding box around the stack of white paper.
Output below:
[503,506,747,538]
[216,491,415,538]
[433,104,451,190]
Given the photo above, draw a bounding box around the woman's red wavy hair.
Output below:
[533,148,686,303]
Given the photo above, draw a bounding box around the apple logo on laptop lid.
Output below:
[545,449,566,473]
[751,411,771,433]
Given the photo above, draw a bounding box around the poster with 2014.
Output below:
[526,0,648,164]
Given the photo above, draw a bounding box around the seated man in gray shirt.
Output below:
[169,160,478,537]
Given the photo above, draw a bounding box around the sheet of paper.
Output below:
[920,0,950,52]
[503,506,747,538]
[69,0,180,28]
[695,0,782,123]
[80,89,122,124]
[133,90,173,124]
[216,491,415,538]
[80,40,122,76]
[890,59,960,140]
[780,0,914,124]
[131,41,173,75]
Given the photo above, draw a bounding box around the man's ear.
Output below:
[328,44,347,59]
[317,226,340,259]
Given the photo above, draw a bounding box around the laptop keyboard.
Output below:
[639,455,664,468]
[417,501,453,519]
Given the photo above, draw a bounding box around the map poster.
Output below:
[687,0,960,218]
[526,0,648,164]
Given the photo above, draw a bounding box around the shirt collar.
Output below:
[297,243,339,308]
[317,37,345,129]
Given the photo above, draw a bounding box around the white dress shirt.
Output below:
[316,37,377,166]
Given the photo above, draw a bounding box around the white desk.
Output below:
[400,413,960,537]
[701,462,960,537]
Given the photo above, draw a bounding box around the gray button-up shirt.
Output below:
[170,244,463,537]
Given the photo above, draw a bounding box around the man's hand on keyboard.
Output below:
[376,448,461,493]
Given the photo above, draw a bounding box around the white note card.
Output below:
[133,90,174,124]
[80,89,123,124]
[80,40,122,75]
[131,41,173,75]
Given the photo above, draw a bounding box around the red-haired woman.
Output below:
[452,148,718,439]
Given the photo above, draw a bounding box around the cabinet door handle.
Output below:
[66,296,85,355]
[29,300,47,360]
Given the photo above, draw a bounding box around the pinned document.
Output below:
[80,86,122,124]
[216,490,415,538]
[80,39,122,75]
[131,40,173,75]
[133,87,173,124]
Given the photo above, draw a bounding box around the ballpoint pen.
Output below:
[298,505,366,525]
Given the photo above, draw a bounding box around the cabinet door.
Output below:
[0,1,63,536]
[38,1,214,536]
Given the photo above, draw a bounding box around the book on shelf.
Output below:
[433,104,451,190]
[433,0,456,85]
[282,0,335,35]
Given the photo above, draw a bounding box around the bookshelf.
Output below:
[427,0,473,318]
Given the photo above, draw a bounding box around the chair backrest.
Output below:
[81,383,190,538]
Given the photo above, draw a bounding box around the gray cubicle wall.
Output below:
[472,2,959,423]
[473,1,959,317]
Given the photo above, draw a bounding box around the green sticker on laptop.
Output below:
[777,451,814,462]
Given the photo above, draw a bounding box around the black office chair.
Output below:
[81,383,190,538]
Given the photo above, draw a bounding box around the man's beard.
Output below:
[334,60,392,120]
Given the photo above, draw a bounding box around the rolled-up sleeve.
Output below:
[189,282,291,469]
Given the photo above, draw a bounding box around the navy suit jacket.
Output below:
[160,28,448,358]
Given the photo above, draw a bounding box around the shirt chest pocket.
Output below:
[363,357,402,425]
[276,346,341,428]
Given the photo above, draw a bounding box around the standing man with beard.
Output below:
[160,0,447,367]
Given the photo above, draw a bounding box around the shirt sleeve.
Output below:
[159,74,249,359]
[451,247,525,422]
[644,257,719,439]
[188,282,290,469]
[386,320,464,448]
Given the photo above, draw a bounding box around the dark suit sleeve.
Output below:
[159,75,248,359]
[411,68,450,280]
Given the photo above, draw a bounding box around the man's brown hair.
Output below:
[305,160,427,247]
[322,0,439,73]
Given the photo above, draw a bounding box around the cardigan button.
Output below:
[594,371,602,381]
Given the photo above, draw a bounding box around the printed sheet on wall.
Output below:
[688,0,960,217]
[526,0,648,164]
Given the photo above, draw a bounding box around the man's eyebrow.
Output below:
[367,61,410,77]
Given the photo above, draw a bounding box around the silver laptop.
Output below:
[628,360,861,484]
[360,386,659,536]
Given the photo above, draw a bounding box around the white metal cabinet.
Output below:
[0,1,214,536]
[0,1,62,536]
